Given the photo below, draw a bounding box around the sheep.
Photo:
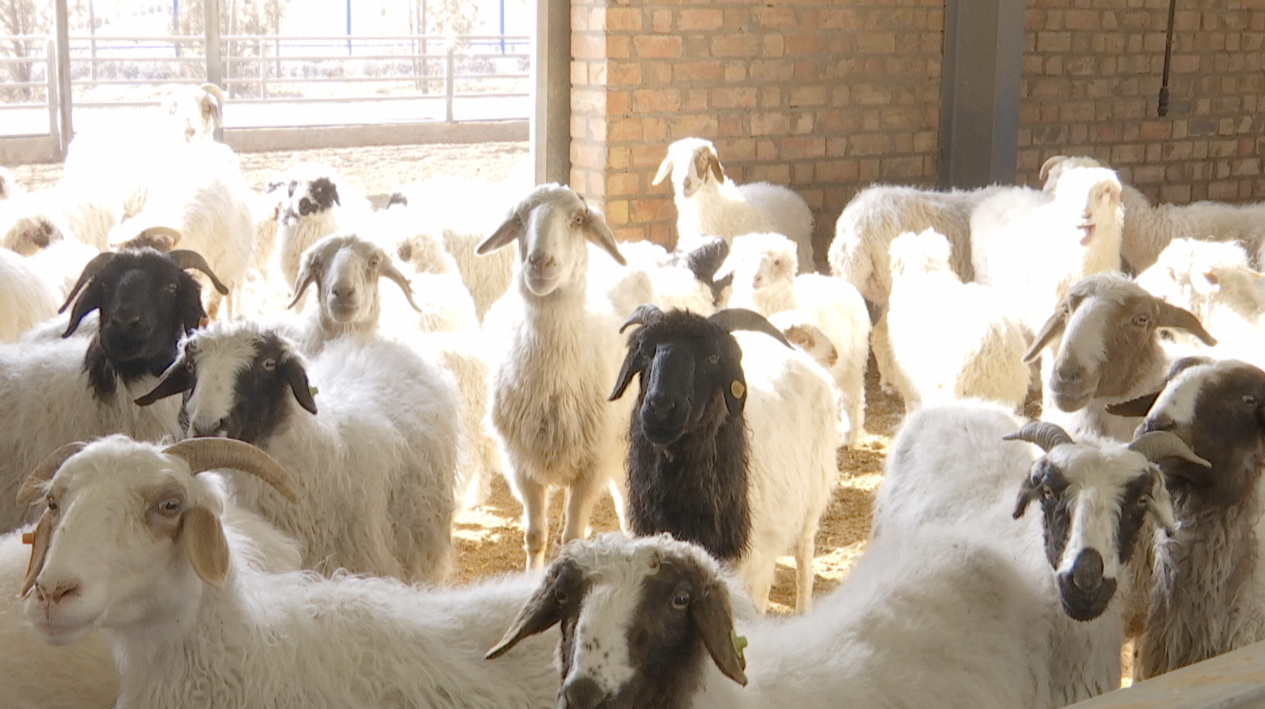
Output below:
[19,435,560,709]
[881,228,1030,411]
[134,319,459,583]
[1026,273,1216,441]
[604,238,723,315]
[478,183,646,569]
[718,232,870,444]
[159,82,225,143]
[2,462,304,709]
[487,529,1059,709]
[0,165,19,200]
[273,164,373,292]
[608,305,838,613]
[377,211,481,333]
[282,230,497,511]
[653,138,815,273]
[766,309,839,372]
[1134,238,1265,366]
[0,248,224,532]
[1040,155,1265,273]
[1107,358,1265,679]
[0,247,60,343]
[971,165,1124,335]
[827,182,1009,306]
[873,402,1191,705]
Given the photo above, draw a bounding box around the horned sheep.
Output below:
[18,435,560,709]
[653,138,815,273]
[135,319,460,583]
[609,305,838,612]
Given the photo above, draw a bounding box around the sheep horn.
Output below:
[168,249,231,295]
[1128,431,1211,468]
[708,308,793,349]
[379,258,422,313]
[200,83,226,106]
[58,252,117,314]
[1039,155,1068,183]
[117,225,182,252]
[1003,422,1075,452]
[16,442,87,506]
[620,303,663,333]
[164,438,301,503]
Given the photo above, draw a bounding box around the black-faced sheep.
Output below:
[609,304,837,612]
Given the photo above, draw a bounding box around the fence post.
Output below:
[46,39,61,150]
[259,37,266,99]
[54,0,73,157]
[205,0,222,86]
[445,41,455,122]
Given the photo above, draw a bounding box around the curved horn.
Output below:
[1128,431,1211,468]
[200,83,226,106]
[58,252,116,314]
[116,225,182,252]
[379,258,422,313]
[1039,155,1068,183]
[707,308,792,349]
[167,249,230,295]
[1003,422,1075,453]
[620,303,663,334]
[16,442,87,507]
[163,438,301,503]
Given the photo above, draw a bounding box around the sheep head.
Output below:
[487,533,747,709]
[1006,421,1194,621]
[160,83,224,142]
[135,321,318,446]
[1047,166,1123,248]
[610,305,789,444]
[288,231,420,326]
[715,233,797,301]
[652,138,725,199]
[1027,274,1215,413]
[19,435,296,645]
[1134,238,1260,322]
[281,169,342,226]
[1108,358,1265,511]
[477,184,624,298]
[1039,155,1106,192]
[1,202,69,256]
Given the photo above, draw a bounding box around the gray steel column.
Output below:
[205,0,222,86]
[530,0,569,186]
[938,0,1025,189]
[54,0,73,157]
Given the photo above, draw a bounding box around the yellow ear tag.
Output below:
[730,381,745,399]
[309,386,319,398]
[731,631,749,664]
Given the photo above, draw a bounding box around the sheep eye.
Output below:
[1041,485,1054,500]
[554,590,568,605]
[46,495,58,513]
[1132,314,1151,327]
[159,498,182,515]
[1244,395,1259,407]
[707,354,720,365]
[1136,494,1150,508]
[261,358,277,372]
[1062,303,1071,315]
[369,257,381,269]
[167,282,179,295]
[671,592,691,610]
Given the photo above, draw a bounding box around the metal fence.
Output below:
[0,32,531,141]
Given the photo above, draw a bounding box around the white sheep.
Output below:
[282,230,497,511]
[0,247,60,343]
[1040,155,1265,273]
[1134,238,1265,367]
[0,165,19,200]
[377,208,480,333]
[159,82,225,143]
[18,435,560,709]
[1,464,304,709]
[135,319,460,583]
[273,163,373,292]
[972,165,1124,335]
[881,229,1030,411]
[653,138,815,273]
[827,182,1010,306]
[604,238,720,315]
[478,184,645,569]
[0,248,220,532]
[719,232,870,445]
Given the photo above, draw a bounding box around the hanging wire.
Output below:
[1158,0,1179,116]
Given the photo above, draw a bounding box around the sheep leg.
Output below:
[519,477,550,570]
[737,552,776,614]
[793,527,816,614]
[558,472,604,545]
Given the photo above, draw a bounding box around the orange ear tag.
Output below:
[730,381,745,399]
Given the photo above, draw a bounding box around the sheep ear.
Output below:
[721,363,747,417]
[1025,306,1067,363]
[1146,467,1177,535]
[281,357,318,415]
[201,93,223,129]
[379,258,422,313]
[286,255,322,311]
[135,356,195,406]
[707,153,724,184]
[1105,391,1161,418]
[1155,302,1217,347]
[477,212,523,255]
[582,208,626,266]
[1012,473,1042,519]
[182,506,229,589]
[652,153,674,187]
[63,281,103,338]
[486,560,578,660]
[608,349,644,402]
[20,510,55,597]
[694,579,747,687]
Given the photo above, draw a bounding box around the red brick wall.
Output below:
[1016,0,1265,203]
[570,0,946,256]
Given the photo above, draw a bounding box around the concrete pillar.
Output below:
[205,0,222,86]
[938,0,1025,189]
[530,0,569,186]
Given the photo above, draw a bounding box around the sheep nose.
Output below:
[111,311,143,329]
[528,254,556,268]
[1055,363,1086,387]
[1143,415,1175,433]
[648,394,678,414]
[36,579,80,604]
[1071,549,1105,592]
[191,420,227,438]
[332,283,355,299]
[560,676,606,709]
